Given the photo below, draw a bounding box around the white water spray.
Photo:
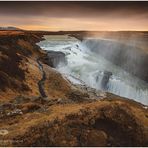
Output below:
[38,35,148,105]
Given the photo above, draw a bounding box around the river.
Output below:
[38,35,148,105]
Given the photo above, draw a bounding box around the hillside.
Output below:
[0,30,147,147]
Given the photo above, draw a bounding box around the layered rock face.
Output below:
[41,51,67,68]
[0,30,147,147]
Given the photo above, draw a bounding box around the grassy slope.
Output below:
[0,30,147,147]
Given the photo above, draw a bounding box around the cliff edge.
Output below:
[0,30,147,147]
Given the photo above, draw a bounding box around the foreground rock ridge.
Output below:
[0,30,147,147]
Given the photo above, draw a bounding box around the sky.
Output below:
[0,1,148,31]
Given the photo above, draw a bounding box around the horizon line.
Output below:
[0,26,148,32]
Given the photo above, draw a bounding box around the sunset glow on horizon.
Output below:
[0,1,148,31]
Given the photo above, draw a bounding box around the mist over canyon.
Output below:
[38,33,148,105]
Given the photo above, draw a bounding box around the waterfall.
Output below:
[38,35,148,105]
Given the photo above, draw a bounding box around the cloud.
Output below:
[0,1,148,31]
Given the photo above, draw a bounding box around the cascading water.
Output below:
[38,35,148,105]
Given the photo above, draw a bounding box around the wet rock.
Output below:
[42,51,67,68]
[101,71,112,90]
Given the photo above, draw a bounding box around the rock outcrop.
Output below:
[41,51,67,68]
[101,71,112,90]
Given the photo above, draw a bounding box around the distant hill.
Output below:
[0,26,23,31]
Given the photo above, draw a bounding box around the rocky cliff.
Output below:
[0,30,147,147]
